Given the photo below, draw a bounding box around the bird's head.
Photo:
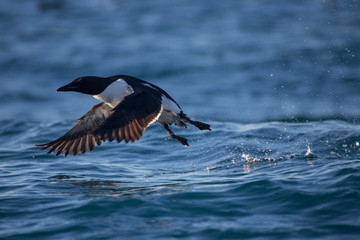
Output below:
[57,76,116,95]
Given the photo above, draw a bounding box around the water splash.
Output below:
[305,144,317,159]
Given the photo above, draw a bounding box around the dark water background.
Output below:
[1,0,360,239]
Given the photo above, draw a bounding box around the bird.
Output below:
[35,75,211,156]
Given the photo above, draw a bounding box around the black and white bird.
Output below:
[35,75,211,156]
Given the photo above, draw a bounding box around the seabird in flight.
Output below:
[35,75,211,156]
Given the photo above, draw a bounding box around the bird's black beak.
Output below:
[57,84,78,92]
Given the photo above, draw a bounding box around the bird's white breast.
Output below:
[93,79,134,108]
[161,95,181,113]
[157,95,181,123]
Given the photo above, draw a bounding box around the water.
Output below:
[1,0,360,239]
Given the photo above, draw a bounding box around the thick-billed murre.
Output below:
[35,75,211,156]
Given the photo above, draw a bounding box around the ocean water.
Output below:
[1,0,360,239]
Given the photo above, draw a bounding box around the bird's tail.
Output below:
[179,112,211,131]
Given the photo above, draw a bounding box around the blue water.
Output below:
[1,0,360,239]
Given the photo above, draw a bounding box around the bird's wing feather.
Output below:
[91,89,162,143]
[35,102,113,156]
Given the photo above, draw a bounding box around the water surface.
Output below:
[1,0,360,239]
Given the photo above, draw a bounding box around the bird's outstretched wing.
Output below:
[91,89,163,143]
[35,102,113,156]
